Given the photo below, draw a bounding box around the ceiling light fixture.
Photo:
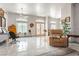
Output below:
[20,8,23,16]
[19,8,24,19]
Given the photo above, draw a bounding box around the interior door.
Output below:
[36,23,45,36]
[40,23,44,35]
[36,23,41,35]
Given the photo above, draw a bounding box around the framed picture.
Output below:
[65,16,70,22]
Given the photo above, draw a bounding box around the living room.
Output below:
[0,3,79,56]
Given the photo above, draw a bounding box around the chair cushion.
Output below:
[52,35,60,39]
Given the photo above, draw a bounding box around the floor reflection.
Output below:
[0,36,74,56]
[17,41,28,52]
[15,36,49,52]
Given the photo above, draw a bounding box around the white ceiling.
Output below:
[0,3,67,18]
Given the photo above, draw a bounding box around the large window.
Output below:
[16,18,28,36]
[17,22,27,33]
[50,24,56,29]
[49,21,56,29]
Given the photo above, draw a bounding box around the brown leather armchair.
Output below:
[49,29,68,47]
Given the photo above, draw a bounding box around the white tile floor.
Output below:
[66,43,79,56]
[0,36,78,56]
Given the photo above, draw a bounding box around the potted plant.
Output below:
[61,17,71,36]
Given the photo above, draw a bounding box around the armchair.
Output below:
[49,29,68,47]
